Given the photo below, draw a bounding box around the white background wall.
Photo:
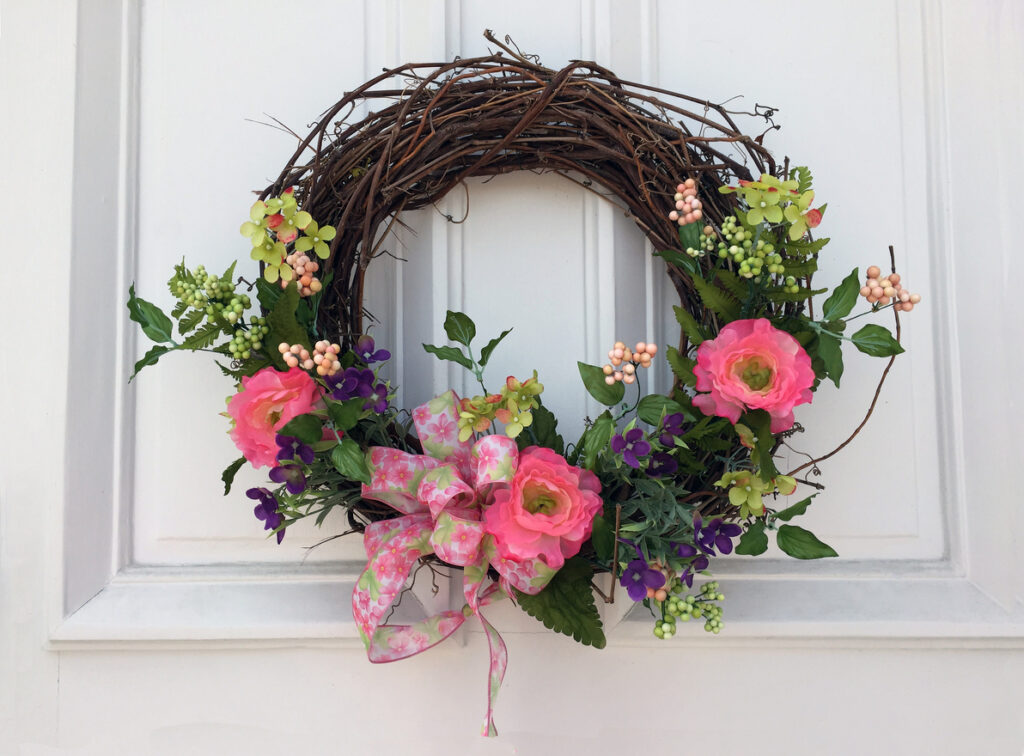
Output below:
[2,1,1023,754]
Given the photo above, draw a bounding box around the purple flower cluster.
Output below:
[276,434,314,465]
[356,335,391,365]
[620,557,666,601]
[247,487,285,543]
[611,428,650,468]
[674,516,742,587]
[658,412,686,446]
[327,367,389,412]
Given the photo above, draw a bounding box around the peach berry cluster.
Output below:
[280,252,324,298]
[667,178,704,226]
[603,341,658,385]
[860,266,922,312]
[278,340,342,376]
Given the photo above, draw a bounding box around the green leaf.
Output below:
[673,305,706,346]
[776,524,838,559]
[677,221,701,251]
[794,165,813,193]
[515,557,606,648]
[690,275,740,320]
[530,402,564,454]
[774,496,815,522]
[665,346,697,388]
[327,398,364,432]
[713,269,749,301]
[331,438,371,484]
[765,287,827,303]
[181,322,223,350]
[127,285,176,343]
[784,236,830,257]
[479,328,512,367]
[422,343,473,371]
[583,411,614,470]
[851,324,904,357]
[782,258,819,277]
[265,283,309,370]
[735,521,768,556]
[130,344,175,379]
[637,395,685,426]
[171,300,188,319]
[221,456,246,495]
[577,362,625,406]
[443,311,476,346]
[279,413,323,444]
[742,409,779,479]
[815,332,844,388]
[821,268,860,321]
[255,277,283,313]
[177,307,206,336]
[590,515,614,561]
[654,249,698,275]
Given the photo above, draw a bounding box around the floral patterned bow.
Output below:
[353,391,557,736]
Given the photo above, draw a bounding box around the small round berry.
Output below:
[669,210,679,221]
[909,293,921,304]
[635,341,647,354]
[654,589,668,602]
[623,373,635,384]
[278,343,289,354]
[866,265,881,279]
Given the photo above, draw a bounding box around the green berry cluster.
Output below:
[715,219,787,280]
[173,265,253,325]
[651,578,726,638]
[685,229,718,259]
[228,317,269,360]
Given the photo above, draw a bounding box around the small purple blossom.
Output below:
[364,382,390,413]
[674,542,710,587]
[356,335,391,365]
[275,434,314,465]
[694,515,743,556]
[648,451,678,478]
[269,463,307,494]
[620,558,666,601]
[327,367,374,401]
[610,428,651,469]
[247,487,285,543]
[659,412,686,446]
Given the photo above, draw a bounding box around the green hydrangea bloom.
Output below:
[294,220,337,260]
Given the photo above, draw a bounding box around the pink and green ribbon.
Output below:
[353,390,556,736]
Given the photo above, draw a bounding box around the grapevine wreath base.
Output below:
[127,32,916,736]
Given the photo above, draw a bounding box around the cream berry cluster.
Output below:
[279,252,324,298]
[860,266,921,312]
[667,178,704,226]
[278,340,342,376]
[602,341,658,385]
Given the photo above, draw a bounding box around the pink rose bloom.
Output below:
[227,366,322,468]
[483,446,603,569]
[692,318,814,433]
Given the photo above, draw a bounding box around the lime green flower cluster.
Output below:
[719,173,824,242]
[238,188,336,284]
[456,372,545,441]
[654,580,725,638]
[713,470,797,517]
[172,264,252,326]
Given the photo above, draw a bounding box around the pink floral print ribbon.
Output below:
[354,390,556,736]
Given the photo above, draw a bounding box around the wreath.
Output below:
[126,32,920,737]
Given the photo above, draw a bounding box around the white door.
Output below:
[3,1,1023,754]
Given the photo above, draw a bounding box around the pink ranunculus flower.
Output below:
[226,366,323,468]
[483,446,603,569]
[692,318,815,433]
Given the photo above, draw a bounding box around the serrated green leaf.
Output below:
[665,346,697,388]
[515,557,606,648]
[255,277,283,313]
[279,413,323,444]
[443,311,476,346]
[578,362,625,406]
[177,307,206,336]
[713,269,749,301]
[479,328,512,367]
[637,395,685,426]
[776,524,837,559]
[654,249,698,275]
[327,398,364,432]
[181,323,223,350]
[673,305,706,347]
[264,283,309,370]
[127,285,176,344]
[821,268,860,321]
[782,258,819,277]
[530,402,564,454]
[690,275,740,320]
[794,165,813,193]
[331,438,371,484]
[851,324,904,357]
[422,343,473,370]
[130,344,176,380]
[171,300,188,319]
[774,495,815,522]
[815,332,844,388]
[583,411,614,470]
[735,521,768,555]
[221,456,246,495]
[765,287,827,303]
[590,515,614,561]
[221,259,237,283]
[784,236,830,257]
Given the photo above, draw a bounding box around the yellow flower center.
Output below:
[735,357,773,392]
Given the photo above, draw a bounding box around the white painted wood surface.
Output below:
[2,0,1023,753]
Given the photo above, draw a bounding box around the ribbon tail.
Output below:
[463,564,508,737]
